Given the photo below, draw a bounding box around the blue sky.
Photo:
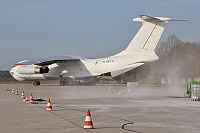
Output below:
[0,0,200,70]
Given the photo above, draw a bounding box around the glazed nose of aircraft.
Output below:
[9,67,24,81]
[10,67,15,76]
[10,67,25,81]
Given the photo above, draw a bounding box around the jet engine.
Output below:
[17,65,49,74]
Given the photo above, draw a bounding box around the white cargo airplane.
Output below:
[10,15,187,86]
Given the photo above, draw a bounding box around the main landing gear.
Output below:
[60,81,79,86]
[59,81,96,86]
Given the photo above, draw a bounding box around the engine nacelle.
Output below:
[18,65,49,74]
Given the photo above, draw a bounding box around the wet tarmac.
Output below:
[0,84,200,133]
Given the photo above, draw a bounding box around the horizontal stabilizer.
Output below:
[133,14,190,22]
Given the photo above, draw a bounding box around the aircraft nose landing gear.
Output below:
[33,81,40,86]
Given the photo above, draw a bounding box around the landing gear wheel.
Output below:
[85,81,96,86]
[60,81,64,86]
[60,81,69,86]
[33,81,40,86]
[67,81,74,86]
[60,81,81,86]
[60,81,67,86]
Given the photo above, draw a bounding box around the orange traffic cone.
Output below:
[83,110,94,129]
[46,98,52,111]
[29,94,34,103]
[23,96,29,101]
[15,89,19,95]
[21,90,25,98]
[11,88,15,93]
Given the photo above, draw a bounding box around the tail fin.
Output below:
[115,14,188,61]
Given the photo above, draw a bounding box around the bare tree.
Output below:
[156,34,200,77]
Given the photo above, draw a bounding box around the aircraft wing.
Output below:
[17,55,86,66]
